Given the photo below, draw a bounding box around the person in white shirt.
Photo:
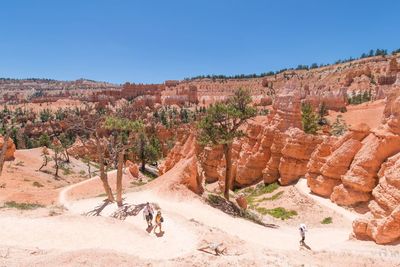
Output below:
[143,202,154,228]
[299,223,307,244]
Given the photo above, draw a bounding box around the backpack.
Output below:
[160,216,164,223]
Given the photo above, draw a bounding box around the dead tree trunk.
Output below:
[87,160,91,178]
[223,143,233,201]
[95,135,115,202]
[53,150,60,178]
[116,150,125,207]
[0,130,11,176]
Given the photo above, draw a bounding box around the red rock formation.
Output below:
[306,136,337,197]
[307,124,370,197]
[125,160,139,178]
[332,129,400,205]
[234,122,271,187]
[0,135,16,161]
[199,146,225,183]
[67,137,106,161]
[331,91,400,205]
[353,153,400,244]
[263,130,287,184]
[263,81,302,184]
[279,128,322,185]
[158,133,203,194]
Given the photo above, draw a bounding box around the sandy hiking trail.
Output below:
[56,163,399,260]
[0,161,399,265]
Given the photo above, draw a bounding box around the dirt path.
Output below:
[295,178,358,221]
[58,170,352,251]
[1,167,398,265]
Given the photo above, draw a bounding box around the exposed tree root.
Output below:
[85,199,111,216]
[110,203,147,220]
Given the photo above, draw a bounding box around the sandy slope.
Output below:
[327,100,385,130]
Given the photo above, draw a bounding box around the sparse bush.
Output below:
[32,181,44,188]
[257,191,284,202]
[257,207,297,220]
[330,115,348,136]
[60,165,73,176]
[321,217,333,224]
[3,201,44,210]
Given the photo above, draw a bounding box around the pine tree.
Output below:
[301,103,319,134]
[198,88,256,200]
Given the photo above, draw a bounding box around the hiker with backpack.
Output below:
[299,223,307,245]
[143,202,154,228]
[154,210,164,234]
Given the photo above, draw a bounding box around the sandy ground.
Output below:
[327,100,385,130]
[0,159,399,266]
[0,148,92,205]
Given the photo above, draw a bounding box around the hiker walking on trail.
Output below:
[154,210,164,234]
[143,202,154,228]
[299,223,307,244]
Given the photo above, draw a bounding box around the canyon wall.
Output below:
[159,78,400,244]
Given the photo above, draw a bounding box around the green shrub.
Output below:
[330,115,348,136]
[32,181,44,188]
[3,201,44,210]
[257,207,297,220]
[321,217,333,224]
[257,191,284,202]
[301,103,319,134]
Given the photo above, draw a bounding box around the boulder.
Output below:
[0,135,16,161]
[126,160,139,178]
[236,195,248,210]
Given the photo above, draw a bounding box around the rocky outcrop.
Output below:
[332,125,400,206]
[159,134,198,175]
[67,137,105,161]
[306,136,337,197]
[158,133,203,194]
[383,86,400,135]
[0,135,16,161]
[269,81,302,131]
[234,122,271,187]
[332,132,400,205]
[279,128,322,185]
[307,124,370,197]
[263,130,287,184]
[262,82,303,184]
[125,160,139,178]
[353,153,400,244]
[199,146,225,183]
[304,87,347,111]
[352,90,400,244]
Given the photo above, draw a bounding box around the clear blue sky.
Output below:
[1,0,399,84]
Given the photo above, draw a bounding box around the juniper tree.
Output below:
[301,103,319,134]
[198,88,256,200]
[105,116,143,207]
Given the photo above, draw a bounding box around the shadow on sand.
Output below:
[146,225,154,233]
[155,231,165,238]
[300,241,312,251]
